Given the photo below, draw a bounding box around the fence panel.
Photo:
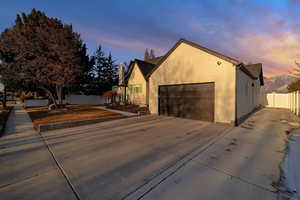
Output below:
[24,95,108,107]
[24,99,48,107]
[65,95,107,105]
[264,93,289,109]
[263,92,300,116]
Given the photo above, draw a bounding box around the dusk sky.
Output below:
[1,0,300,76]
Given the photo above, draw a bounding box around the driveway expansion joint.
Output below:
[0,169,54,190]
[38,131,81,200]
[122,126,235,200]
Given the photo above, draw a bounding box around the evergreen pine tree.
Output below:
[144,48,150,60]
[150,49,155,59]
[94,45,106,93]
[15,14,22,27]
[93,46,118,93]
[106,52,118,87]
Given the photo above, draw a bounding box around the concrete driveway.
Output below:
[126,108,291,200]
[0,107,294,200]
[0,109,230,200]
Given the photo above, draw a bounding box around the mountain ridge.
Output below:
[263,74,298,93]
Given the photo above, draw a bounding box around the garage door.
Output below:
[159,83,214,121]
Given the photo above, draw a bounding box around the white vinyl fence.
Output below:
[24,95,108,107]
[263,92,300,116]
[65,95,107,105]
[24,99,48,107]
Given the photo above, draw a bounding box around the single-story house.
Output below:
[125,57,162,106]
[121,39,264,125]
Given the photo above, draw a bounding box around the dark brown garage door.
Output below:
[159,83,214,121]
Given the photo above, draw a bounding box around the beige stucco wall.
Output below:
[236,69,261,119]
[148,42,236,123]
[127,63,148,106]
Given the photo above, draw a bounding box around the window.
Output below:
[134,85,142,93]
[128,85,142,94]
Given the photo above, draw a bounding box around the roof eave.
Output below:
[146,38,241,79]
[238,63,257,80]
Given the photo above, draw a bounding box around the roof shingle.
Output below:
[135,59,156,78]
[124,59,157,84]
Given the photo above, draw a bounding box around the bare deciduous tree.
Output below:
[0,9,89,108]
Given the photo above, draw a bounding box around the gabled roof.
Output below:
[125,59,156,84]
[244,63,264,85]
[125,39,263,85]
[135,59,156,78]
[146,38,241,78]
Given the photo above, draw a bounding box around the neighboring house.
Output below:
[125,58,160,106]
[121,39,264,125]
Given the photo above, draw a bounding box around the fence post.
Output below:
[296,92,298,115]
[291,92,294,112]
[290,92,292,111]
[272,93,274,107]
[292,92,294,113]
[292,92,294,112]
[288,93,290,110]
[291,92,292,112]
[294,92,296,114]
[289,93,291,111]
[296,91,299,116]
[296,91,298,115]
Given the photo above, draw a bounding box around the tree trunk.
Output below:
[41,86,57,108]
[56,85,63,106]
[2,86,7,108]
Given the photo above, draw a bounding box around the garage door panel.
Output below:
[159,83,214,121]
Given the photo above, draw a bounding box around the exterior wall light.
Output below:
[217,61,222,66]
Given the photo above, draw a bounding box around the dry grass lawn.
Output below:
[26,104,121,127]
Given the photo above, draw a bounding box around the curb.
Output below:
[95,106,138,117]
[38,115,128,133]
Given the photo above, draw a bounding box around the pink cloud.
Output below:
[77,25,166,55]
[233,32,300,76]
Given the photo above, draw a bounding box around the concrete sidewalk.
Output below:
[125,108,292,200]
[3,105,36,137]
[0,106,76,200]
